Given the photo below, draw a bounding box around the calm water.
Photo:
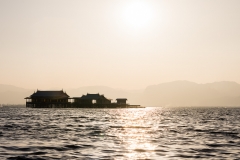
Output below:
[0,107,240,160]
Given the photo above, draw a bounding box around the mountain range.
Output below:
[144,81,240,106]
[1,81,240,106]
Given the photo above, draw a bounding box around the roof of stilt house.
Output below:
[73,93,111,100]
[25,90,69,99]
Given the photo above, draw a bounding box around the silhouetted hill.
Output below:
[205,81,240,97]
[0,84,33,104]
[1,81,240,106]
[143,81,240,106]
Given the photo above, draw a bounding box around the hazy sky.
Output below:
[1,0,240,90]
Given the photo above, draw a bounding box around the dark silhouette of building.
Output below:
[116,98,127,104]
[72,93,111,108]
[25,90,143,108]
[25,90,70,108]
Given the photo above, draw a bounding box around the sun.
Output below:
[122,1,154,30]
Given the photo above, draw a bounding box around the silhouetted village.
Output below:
[25,90,143,108]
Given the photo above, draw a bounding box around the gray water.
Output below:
[0,107,240,160]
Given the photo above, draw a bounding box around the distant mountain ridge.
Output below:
[143,81,240,106]
[0,84,33,104]
[1,81,240,106]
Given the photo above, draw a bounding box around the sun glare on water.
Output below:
[122,1,155,30]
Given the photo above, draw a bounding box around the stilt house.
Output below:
[72,93,111,107]
[25,90,70,108]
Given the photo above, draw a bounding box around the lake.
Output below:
[0,107,240,159]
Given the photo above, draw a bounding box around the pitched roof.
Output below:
[80,93,102,99]
[73,93,109,100]
[28,90,69,99]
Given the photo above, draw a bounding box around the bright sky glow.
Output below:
[1,0,240,90]
[122,1,154,30]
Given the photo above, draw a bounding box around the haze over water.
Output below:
[0,107,240,159]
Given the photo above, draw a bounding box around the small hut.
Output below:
[116,98,127,104]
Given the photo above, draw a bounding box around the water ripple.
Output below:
[0,107,240,159]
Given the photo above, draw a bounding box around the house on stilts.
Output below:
[25,90,143,108]
[72,93,112,108]
[25,90,70,108]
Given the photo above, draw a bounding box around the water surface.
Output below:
[0,107,240,159]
